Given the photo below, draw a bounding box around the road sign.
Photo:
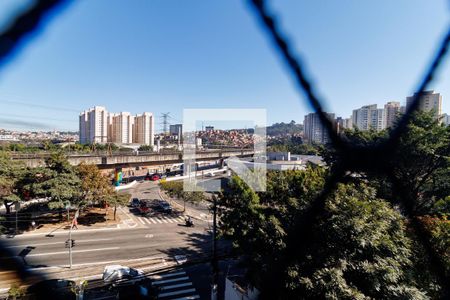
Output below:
[14,201,20,211]
[65,201,71,209]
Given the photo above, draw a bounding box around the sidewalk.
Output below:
[4,207,131,238]
[159,190,212,223]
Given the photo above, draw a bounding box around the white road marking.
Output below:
[151,271,186,280]
[173,296,200,300]
[156,218,163,224]
[5,238,112,248]
[163,216,174,223]
[25,247,120,257]
[152,276,189,285]
[138,217,145,224]
[159,288,196,297]
[177,216,185,222]
[144,218,152,225]
[149,218,158,224]
[26,256,166,270]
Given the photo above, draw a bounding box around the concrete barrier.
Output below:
[115,180,137,191]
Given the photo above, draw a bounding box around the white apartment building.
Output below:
[442,113,450,126]
[384,101,400,128]
[79,106,108,144]
[133,112,154,146]
[303,112,335,144]
[111,112,134,144]
[79,111,89,144]
[406,90,442,120]
[352,104,385,131]
[79,106,155,145]
[343,117,353,129]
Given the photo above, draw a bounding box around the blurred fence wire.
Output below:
[0,0,448,297]
[249,0,450,296]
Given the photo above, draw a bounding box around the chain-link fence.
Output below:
[0,0,448,297]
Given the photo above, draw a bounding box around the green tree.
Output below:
[0,152,26,214]
[29,152,82,214]
[108,192,130,220]
[160,180,205,211]
[76,163,114,206]
[218,170,433,299]
[138,145,153,151]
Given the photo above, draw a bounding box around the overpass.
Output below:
[11,149,255,169]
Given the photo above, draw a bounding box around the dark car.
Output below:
[138,201,150,215]
[158,201,172,213]
[27,279,76,300]
[131,198,140,208]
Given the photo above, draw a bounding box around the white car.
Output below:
[102,265,144,285]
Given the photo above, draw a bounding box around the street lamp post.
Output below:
[14,201,20,234]
[211,195,218,300]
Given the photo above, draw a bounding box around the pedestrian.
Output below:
[72,218,79,230]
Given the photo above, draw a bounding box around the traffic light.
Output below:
[65,239,75,248]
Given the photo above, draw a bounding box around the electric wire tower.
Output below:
[160,112,171,135]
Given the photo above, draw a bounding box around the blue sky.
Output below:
[0,0,449,131]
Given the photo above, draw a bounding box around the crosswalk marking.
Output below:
[152,276,189,285]
[160,282,192,291]
[159,288,196,298]
[172,296,200,300]
[151,271,186,280]
[136,215,192,226]
[163,216,174,223]
[152,269,199,299]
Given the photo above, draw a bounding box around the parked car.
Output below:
[138,201,150,215]
[27,279,76,300]
[131,198,140,208]
[102,265,144,286]
[158,201,172,213]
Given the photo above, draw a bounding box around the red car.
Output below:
[138,202,150,215]
[145,173,162,181]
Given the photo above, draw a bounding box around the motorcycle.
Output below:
[185,218,194,227]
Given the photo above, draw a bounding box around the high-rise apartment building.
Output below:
[79,106,108,144]
[303,112,335,144]
[133,112,154,146]
[79,106,155,145]
[111,112,134,144]
[383,101,400,128]
[442,113,450,126]
[106,113,116,143]
[79,111,89,144]
[406,90,442,120]
[343,117,353,129]
[352,104,385,131]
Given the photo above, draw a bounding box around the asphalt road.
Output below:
[0,180,229,299]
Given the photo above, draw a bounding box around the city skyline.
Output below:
[0,1,449,131]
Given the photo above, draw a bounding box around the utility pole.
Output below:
[211,195,218,300]
[14,202,20,234]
